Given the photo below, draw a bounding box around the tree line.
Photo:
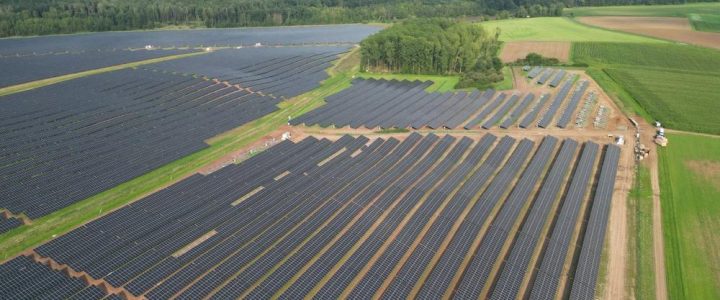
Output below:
[2,0,714,37]
[360,18,504,88]
[0,0,565,37]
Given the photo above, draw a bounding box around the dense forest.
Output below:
[360,18,504,88]
[1,0,716,37]
[0,0,563,37]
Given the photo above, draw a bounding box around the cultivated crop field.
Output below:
[566,2,720,17]
[572,42,720,134]
[690,13,720,32]
[572,42,720,72]
[605,68,720,134]
[480,17,663,42]
[659,133,720,299]
[577,16,720,50]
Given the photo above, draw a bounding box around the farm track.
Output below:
[605,135,633,299]
[650,154,668,300]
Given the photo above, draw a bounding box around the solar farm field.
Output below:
[147,46,350,99]
[0,133,622,299]
[0,49,198,88]
[0,25,381,56]
[659,133,720,299]
[0,43,351,222]
[0,67,287,219]
[292,73,607,131]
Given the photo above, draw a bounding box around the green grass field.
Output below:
[479,17,663,42]
[572,42,720,134]
[627,165,656,300]
[659,133,720,299]
[566,3,720,17]
[690,13,720,32]
[605,68,720,134]
[572,42,720,73]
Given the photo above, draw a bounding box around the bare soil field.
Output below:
[500,41,571,62]
[578,16,720,50]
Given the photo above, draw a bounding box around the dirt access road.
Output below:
[639,119,669,300]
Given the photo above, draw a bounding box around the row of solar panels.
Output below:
[0,255,114,300]
[0,215,22,235]
[292,77,591,131]
[147,46,348,99]
[1,133,621,299]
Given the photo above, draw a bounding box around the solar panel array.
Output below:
[527,67,543,79]
[528,142,600,300]
[557,80,590,128]
[292,77,593,130]
[538,75,579,128]
[0,49,197,88]
[147,46,349,99]
[0,255,111,300]
[569,145,621,300]
[549,69,567,87]
[0,24,380,56]
[0,133,622,299]
[0,215,22,235]
[536,68,555,85]
[0,68,284,219]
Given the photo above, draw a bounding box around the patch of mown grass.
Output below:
[479,17,663,43]
[0,54,356,260]
[565,3,720,17]
[627,165,656,300]
[494,66,514,90]
[659,133,720,300]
